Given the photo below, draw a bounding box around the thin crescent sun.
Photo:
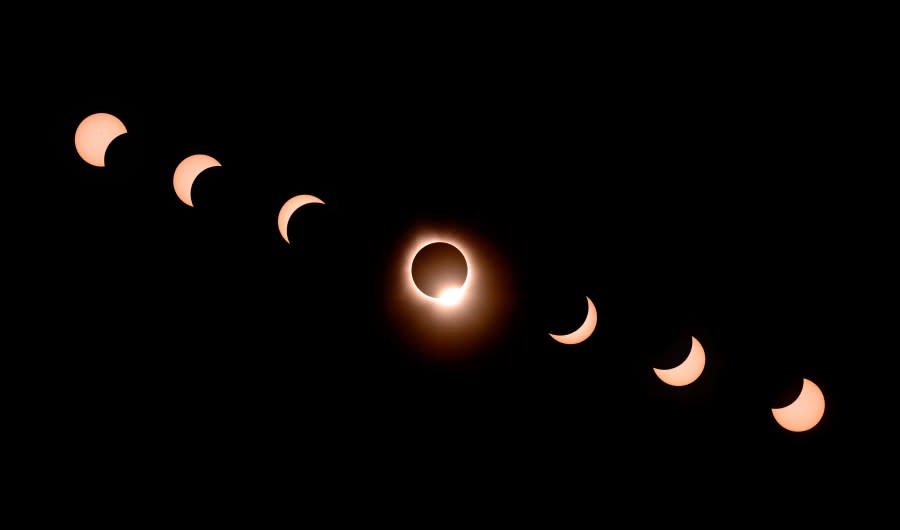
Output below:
[771,378,825,432]
[653,336,706,387]
[277,194,325,244]
[549,296,597,345]
[173,154,221,207]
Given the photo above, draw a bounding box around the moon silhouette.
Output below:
[277,194,325,244]
[173,154,221,207]
[411,242,468,300]
[771,378,825,432]
[406,240,471,306]
[549,296,597,345]
[653,336,706,387]
[74,113,127,167]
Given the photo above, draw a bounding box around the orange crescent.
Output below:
[653,336,706,387]
[549,296,597,345]
[277,194,325,244]
[173,154,221,207]
[771,378,825,432]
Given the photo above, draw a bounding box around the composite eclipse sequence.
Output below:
[73,111,828,434]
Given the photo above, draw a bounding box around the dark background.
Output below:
[12,13,889,510]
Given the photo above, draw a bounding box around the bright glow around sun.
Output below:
[405,235,473,306]
[391,228,513,359]
[437,287,463,305]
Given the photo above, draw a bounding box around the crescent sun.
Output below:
[277,194,325,244]
[173,154,222,207]
[653,336,706,387]
[771,378,825,432]
[549,296,597,345]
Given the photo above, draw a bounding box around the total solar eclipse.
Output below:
[411,242,468,304]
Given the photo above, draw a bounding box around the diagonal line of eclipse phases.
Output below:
[71,110,828,434]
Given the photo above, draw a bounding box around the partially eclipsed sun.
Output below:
[75,112,127,167]
[173,154,221,207]
[772,378,825,432]
[549,296,597,345]
[653,336,707,387]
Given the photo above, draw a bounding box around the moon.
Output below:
[771,378,825,432]
[549,296,597,345]
[277,194,325,244]
[406,238,472,306]
[411,242,468,300]
[74,113,127,167]
[653,336,706,387]
[173,154,221,207]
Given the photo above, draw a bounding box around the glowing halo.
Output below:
[387,226,513,359]
[437,287,464,305]
[405,235,474,307]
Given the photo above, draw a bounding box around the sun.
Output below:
[405,236,473,306]
[436,287,464,306]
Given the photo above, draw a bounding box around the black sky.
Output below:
[13,16,888,506]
